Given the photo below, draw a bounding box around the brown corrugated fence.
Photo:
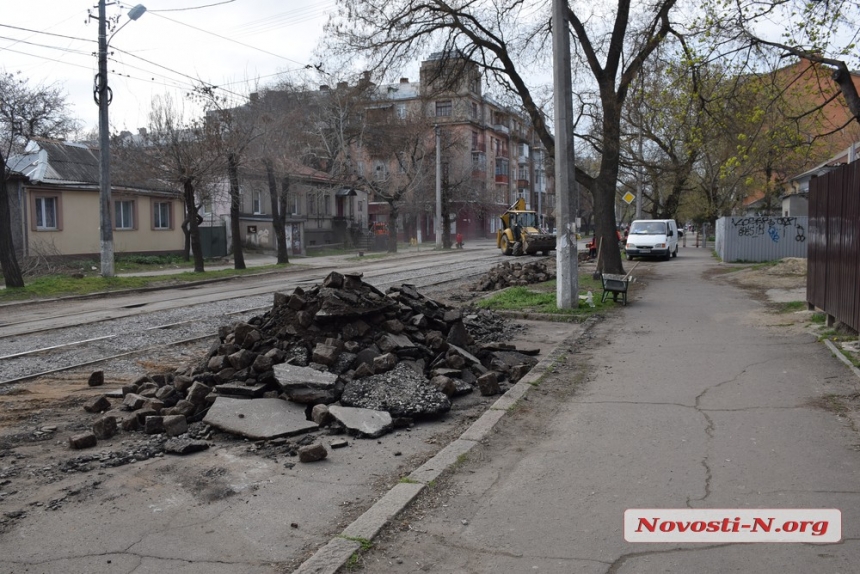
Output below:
[807,160,860,332]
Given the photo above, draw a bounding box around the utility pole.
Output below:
[435,125,442,248]
[552,0,578,308]
[95,2,146,277]
[97,0,113,277]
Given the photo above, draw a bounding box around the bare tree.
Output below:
[119,94,224,272]
[358,108,435,252]
[0,71,80,288]
[323,0,681,273]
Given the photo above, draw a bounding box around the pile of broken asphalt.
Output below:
[69,270,541,463]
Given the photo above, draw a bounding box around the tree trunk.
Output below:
[265,160,289,264]
[0,178,25,288]
[228,153,246,270]
[595,93,626,274]
[181,216,191,261]
[183,180,205,272]
[387,203,398,253]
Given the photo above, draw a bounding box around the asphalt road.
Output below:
[354,245,860,573]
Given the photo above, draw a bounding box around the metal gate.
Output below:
[199,226,227,258]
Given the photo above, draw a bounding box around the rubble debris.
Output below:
[87,370,104,387]
[68,432,97,450]
[471,260,555,291]
[83,396,111,414]
[328,405,393,438]
[274,363,344,404]
[92,416,117,440]
[203,397,318,440]
[298,443,328,463]
[50,271,544,466]
[164,439,210,455]
[340,363,451,419]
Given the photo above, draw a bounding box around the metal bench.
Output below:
[601,273,633,306]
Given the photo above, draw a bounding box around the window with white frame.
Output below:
[153,201,171,229]
[373,160,388,181]
[252,190,263,214]
[35,196,58,230]
[396,103,407,119]
[115,200,134,230]
[358,200,364,213]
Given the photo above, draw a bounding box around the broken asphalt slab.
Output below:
[203,397,319,440]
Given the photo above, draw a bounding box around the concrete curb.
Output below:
[823,339,860,380]
[291,317,596,574]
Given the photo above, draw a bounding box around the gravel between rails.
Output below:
[0,260,500,386]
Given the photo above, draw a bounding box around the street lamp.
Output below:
[96,2,146,277]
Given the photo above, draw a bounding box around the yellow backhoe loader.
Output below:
[496,198,556,256]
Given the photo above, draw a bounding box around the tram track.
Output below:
[0,254,506,387]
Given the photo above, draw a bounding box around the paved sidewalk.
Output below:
[338,245,860,573]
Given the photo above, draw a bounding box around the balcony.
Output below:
[472,142,486,152]
[495,174,509,184]
[493,124,510,135]
[516,179,530,189]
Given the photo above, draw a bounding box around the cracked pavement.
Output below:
[355,247,860,573]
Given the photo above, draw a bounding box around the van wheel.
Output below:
[626,253,633,261]
[663,250,671,261]
[672,246,678,258]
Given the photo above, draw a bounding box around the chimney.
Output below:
[337,81,348,90]
[138,127,147,137]
[320,85,330,91]
[400,77,409,84]
[250,92,259,103]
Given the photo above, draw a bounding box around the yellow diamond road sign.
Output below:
[622,192,636,204]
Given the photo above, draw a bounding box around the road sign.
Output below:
[622,192,636,204]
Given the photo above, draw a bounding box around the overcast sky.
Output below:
[1,0,338,135]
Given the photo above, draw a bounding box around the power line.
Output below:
[0,34,92,56]
[146,0,236,11]
[0,23,95,45]
[148,11,310,67]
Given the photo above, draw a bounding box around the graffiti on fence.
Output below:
[730,216,806,243]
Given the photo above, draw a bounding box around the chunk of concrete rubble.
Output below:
[328,405,393,438]
[163,415,188,437]
[203,397,318,440]
[311,404,333,426]
[298,443,328,463]
[215,381,271,398]
[69,432,97,449]
[477,372,501,396]
[164,439,210,455]
[87,370,104,387]
[447,344,487,374]
[340,362,451,418]
[273,363,344,404]
[84,396,111,413]
[92,415,117,440]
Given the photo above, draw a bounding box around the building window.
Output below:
[374,160,388,181]
[396,103,407,119]
[495,158,509,176]
[308,194,316,215]
[472,152,486,171]
[115,200,135,230]
[358,200,364,213]
[324,194,331,215]
[471,102,479,120]
[252,190,263,214]
[35,196,58,230]
[153,201,171,229]
[435,100,452,117]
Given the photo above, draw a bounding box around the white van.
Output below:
[625,219,681,260]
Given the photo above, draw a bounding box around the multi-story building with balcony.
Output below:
[360,54,554,240]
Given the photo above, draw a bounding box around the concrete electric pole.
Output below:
[552,0,579,308]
